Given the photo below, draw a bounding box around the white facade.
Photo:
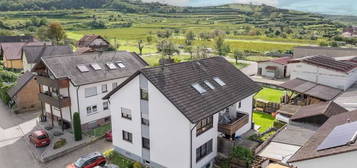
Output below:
[258,62,287,79]
[43,77,126,128]
[109,74,254,168]
[290,150,357,168]
[288,62,357,90]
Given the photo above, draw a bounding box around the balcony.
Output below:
[36,76,69,88]
[39,92,71,108]
[218,112,249,136]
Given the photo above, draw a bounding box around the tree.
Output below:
[36,26,49,41]
[137,40,144,55]
[185,31,195,46]
[184,45,194,60]
[215,35,230,56]
[233,50,244,64]
[47,22,66,44]
[73,112,82,141]
[157,40,180,60]
[146,36,153,44]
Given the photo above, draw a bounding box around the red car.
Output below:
[28,130,50,147]
[67,152,106,168]
[104,131,112,142]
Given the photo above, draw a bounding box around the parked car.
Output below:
[28,130,50,147]
[67,152,106,168]
[104,131,112,142]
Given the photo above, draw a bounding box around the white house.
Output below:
[103,57,261,168]
[288,110,357,168]
[257,57,292,79]
[288,55,357,90]
[32,51,148,131]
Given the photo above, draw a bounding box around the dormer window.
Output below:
[213,77,226,86]
[204,80,215,90]
[192,83,207,94]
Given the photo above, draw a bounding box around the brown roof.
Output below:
[23,45,73,64]
[277,104,301,116]
[7,71,34,98]
[265,57,292,65]
[75,47,95,55]
[292,56,357,73]
[1,42,50,60]
[291,102,348,121]
[280,78,342,101]
[0,36,34,43]
[104,57,261,123]
[288,110,357,163]
[76,34,110,48]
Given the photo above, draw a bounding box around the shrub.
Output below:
[273,120,285,129]
[132,162,142,168]
[73,112,82,141]
[53,138,66,149]
[230,146,254,166]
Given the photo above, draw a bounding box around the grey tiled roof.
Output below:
[7,71,34,98]
[291,101,348,121]
[0,36,34,43]
[105,57,261,123]
[272,123,319,146]
[39,51,148,86]
[23,45,73,64]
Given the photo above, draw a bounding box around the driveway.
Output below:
[0,102,112,168]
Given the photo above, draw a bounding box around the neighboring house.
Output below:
[76,34,111,53]
[257,57,292,79]
[342,26,357,38]
[258,102,346,164]
[1,42,50,69]
[0,35,34,43]
[31,51,148,131]
[7,71,41,113]
[22,45,73,71]
[288,56,357,90]
[288,110,357,168]
[103,57,261,168]
[293,46,357,59]
[334,83,357,111]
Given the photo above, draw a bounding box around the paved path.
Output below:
[0,102,112,168]
[225,58,257,76]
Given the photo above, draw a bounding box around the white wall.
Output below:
[235,95,253,136]
[290,150,357,168]
[258,62,286,78]
[288,62,357,90]
[77,78,126,124]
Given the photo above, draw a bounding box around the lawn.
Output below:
[254,87,286,103]
[104,149,134,168]
[253,111,275,133]
[228,60,249,69]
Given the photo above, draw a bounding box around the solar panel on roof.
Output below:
[90,63,102,70]
[317,121,357,151]
[106,63,117,70]
[77,64,89,72]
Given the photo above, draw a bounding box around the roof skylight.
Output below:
[204,80,215,90]
[116,61,126,68]
[77,64,89,72]
[192,83,207,94]
[90,63,102,70]
[106,63,117,70]
[213,77,226,86]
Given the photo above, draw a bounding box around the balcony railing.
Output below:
[218,112,249,136]
[36,76,69,88]
[38,92,71,108]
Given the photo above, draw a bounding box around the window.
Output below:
[85,87,97,97]
[140,89,148,100]
[116,61,126,68]
[121,107,132,120]
[141,118,149,126]
[142,137,150,150]
[102,84,108,93]
[192,83,207,94]
[87,105,98,115]
[196,116,213,136]
[122,130,132,143]
[238,102,242,108]
[112,82,118,90]
[213,77,226,86]
[77,64,89,72]
[90,63,102,70]
[106,62,117,70]
[196,139,213,162]
[204,80,215,90]
[103,101,109,110]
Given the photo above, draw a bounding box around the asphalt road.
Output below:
[0,102,112,168]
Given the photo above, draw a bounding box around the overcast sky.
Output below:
[141,0,357,15]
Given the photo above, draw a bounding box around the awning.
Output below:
[280,78,342,101]
[266,66,277,70]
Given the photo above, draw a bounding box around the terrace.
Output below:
[218,112,249,137]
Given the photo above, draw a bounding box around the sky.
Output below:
[141,0,357,16]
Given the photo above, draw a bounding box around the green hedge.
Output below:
[0,82,13,104]
[73,112,82,141]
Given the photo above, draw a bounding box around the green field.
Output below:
[253,111,275,133]
[254,87,286,103]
